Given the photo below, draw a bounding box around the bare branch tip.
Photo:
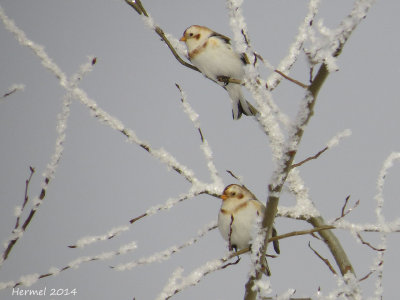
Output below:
[226,170,240,181]
[308,241,338,275]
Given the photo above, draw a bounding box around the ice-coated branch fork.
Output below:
[2,5,199,186]
[0,9,96,262]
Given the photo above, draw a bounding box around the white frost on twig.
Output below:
[326,129,352,149]
[137,6,188,59]
[146,192,199,217]
[306,0,375,72]
[0,55,95,268]
[156,256,228,300]
[177,85,223,189]
[226,0,248,54]
[244,65,287,158]
[375,152,400,226]
[267,0,320,89]
[1,5,199,185]
[227,0,292,138]
[0,241,137,290]
[332,219,400,233]
[285,168,321,218]
[370,152,400,299]
[248,214,266,276]
[253,276,273,298]
[13,206,22,218]
[141,13,155,30]
[0,6,68,86]
[178,86,200,127]
[113,221,217,271]
[320,272,361,300]
[17,274,40,288]
[165,32,188,58]
[42,57,95,183]
[72,225,130,248]
[70,241,138,263]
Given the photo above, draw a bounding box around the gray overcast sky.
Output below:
[1,0,400,299]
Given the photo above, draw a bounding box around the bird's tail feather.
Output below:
[227,84,258,120]
[235,98,258,119]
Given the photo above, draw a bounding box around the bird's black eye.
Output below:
[189,33,194,37]
[231,192,236,196]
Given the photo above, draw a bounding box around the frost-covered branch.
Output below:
[291,129,351,169]
[244,1,374,298]
[2,0,392,299]
[67,86,223,251]
[0,167,35,266]
[69,190,218,250]
[370,152,400,299]
[266,0,320,90]
[156,256,230,300]
[176,84,223,188]
[68,225,131,249]
[14,167,35,232]
[0,241,137,290]
[0,50,95,266]
[112,221,217,271]
[1,5,202,186]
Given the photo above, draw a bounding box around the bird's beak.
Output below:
[179,35,186,42]
[220,194,228,200]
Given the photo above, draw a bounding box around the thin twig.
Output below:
[221,256,241,269]
[175,83,204,143]
[334,196,360,222]
[291,146,328,169]
[14,166,35,229]
[125,0,199,73]
[1,87,18,98]
[271,225,335,241]
[129,193,207,224]
[274,69,309,89]
[356,233,386,252]
[308,216,354,276]
[226,170,241,181]
[228,225,336,258]
[2,175,50,263]
[130,212,147,224]
[112,222,217,271]
[358,261,383,282]
[12,242,137,288]
[1,167,37,263]
[308,242,338,275]
[310,232,322,241]
[341,196,351,218]
[69,193,213,249]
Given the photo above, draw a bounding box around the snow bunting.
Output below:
[180,25,257,120]
[218,184,280,253]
